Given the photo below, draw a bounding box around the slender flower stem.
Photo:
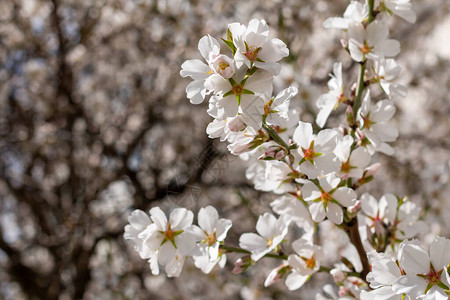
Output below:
[351,0,376,117]
[352,63,366,117]
[220,245,288,260]
[368,0,375,23]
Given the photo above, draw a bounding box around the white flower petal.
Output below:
[326,202,343,224]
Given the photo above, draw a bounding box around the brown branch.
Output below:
[345,217,371,281]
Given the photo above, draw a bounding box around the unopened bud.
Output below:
[233,255,253,274]
[330,268,346,283]
[275,150,285,160]
[264,262,290,287]
[347,200,361,214]
[364,163,381,178]
[338,286,350,297]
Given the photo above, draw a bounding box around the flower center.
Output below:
[427,270,441,284]
[164,228,175,240]
[245,45,261,61]
[219,62,229,70]
[340,161,351,173]
[321,192,332,203]
[360,42,372,55]
[303,148,315,161]
[362,116,372,129]
[232,84,244,95]
[267,237,273,247]
[205,234,217,246]
[305,256,316,269]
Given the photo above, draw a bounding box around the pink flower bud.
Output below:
[233,255,252,274]
[364,163,381,177]
[330,268,346,283]
[338,286,350,297]
[275,150,285,160]
[264,263,290,287]
[340,39,349,48]
[347,200,361,214]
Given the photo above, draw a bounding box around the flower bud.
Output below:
[233,255,253,274]
[347,200,361,214]
[275,150,285,160]
[364,163,381,178]
[264,262,290,287]
[338,286,350,297]
[330,268,346,283]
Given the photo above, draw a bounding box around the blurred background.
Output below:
[0,0,449,299]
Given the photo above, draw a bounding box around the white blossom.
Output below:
[348,21,400,62]
[301,173,357,224]
[334,135,371,179]
[293,121,340,178]
[286,238,324,290]
[316,62,345,128]
[229,19,289,75]
[180,35,220,104]
[377,0,417,23]
[323,1,369,29]
[239,213,289,261]
[393,237,450,299]
[357,91,398,155]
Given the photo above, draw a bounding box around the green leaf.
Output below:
[222,38,236,55]
[226,28,233,41]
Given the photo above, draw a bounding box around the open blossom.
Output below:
[191,206,232,261]
[372,58,407,98]
[210,69,272,120]
[301,173,357,224]
[265,86,298,126]
[357,91,398,155]
[180,35,220,104]
[377,0,417,23]
[229,18,289,75]
[239,213,289,261]
[286,238,324,290]
[139,207,199,277]
[293,121,340,178]
[360,194,428,251]
[270,195,315,239]
[316,62,345,128]
[334,135,371,179]
[348,20,400,62]
[323,1,369,29]
[392,237,450,299]
[124,209,154,259]
[360,251,402,300]
[193,207,231,276]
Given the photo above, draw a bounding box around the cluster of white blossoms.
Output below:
[124,0,450,298]
[124,206,232,277]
